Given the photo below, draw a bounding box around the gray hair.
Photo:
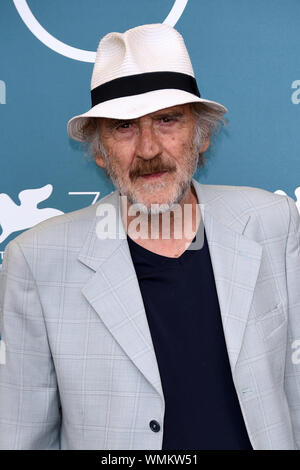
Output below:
[190,101,228,168]
[78,102,228,170]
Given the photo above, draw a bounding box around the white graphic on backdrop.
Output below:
[291,80,300,104]
[13,0,189,63]
[275,187,300,213]
[0,80,6,104]
[0,184,63,244]
[68,191,100,205]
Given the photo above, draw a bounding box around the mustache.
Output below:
[130,157,176,180]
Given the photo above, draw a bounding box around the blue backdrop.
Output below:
[0,0,299,264]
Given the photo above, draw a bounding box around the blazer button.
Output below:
[149,420,160,432]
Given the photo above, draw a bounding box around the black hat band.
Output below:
[91,71,201,107]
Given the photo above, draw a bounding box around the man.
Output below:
[0,23,300,450]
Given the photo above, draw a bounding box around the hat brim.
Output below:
[67,89,227,142]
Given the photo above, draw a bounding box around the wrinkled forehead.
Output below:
[138,103,192,119]
[98,102,194,127]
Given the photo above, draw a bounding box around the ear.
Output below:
[94,153,106,169]
[201,137,210,153]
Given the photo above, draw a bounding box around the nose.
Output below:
[135,123,162,160]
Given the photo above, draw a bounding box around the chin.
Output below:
[141,199,176,215]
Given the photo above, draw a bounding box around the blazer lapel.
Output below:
[195,180,263,373]
[78,190,164,399]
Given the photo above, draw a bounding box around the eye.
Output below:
[117,122,131,129]
[159,116,178,125]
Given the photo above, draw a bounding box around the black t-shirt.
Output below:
[127,224,253,450]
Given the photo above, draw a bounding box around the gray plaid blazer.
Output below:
[0,178,300,450]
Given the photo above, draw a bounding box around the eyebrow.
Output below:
[107,111,185,128]
[154,111,185,119]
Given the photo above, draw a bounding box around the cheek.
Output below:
[161,133,179,149]
[162,134,192,156]
[108,142,135,171]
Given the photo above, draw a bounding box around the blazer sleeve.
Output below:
[0,239,61,449]
[283,195,300,449]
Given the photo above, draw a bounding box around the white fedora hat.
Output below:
[67,23,227,142]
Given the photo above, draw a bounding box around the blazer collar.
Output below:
[78,178,262,399]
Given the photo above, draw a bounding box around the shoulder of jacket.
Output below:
[197,182,293,236]
[201,182,285,201]
[199,182,289,212]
